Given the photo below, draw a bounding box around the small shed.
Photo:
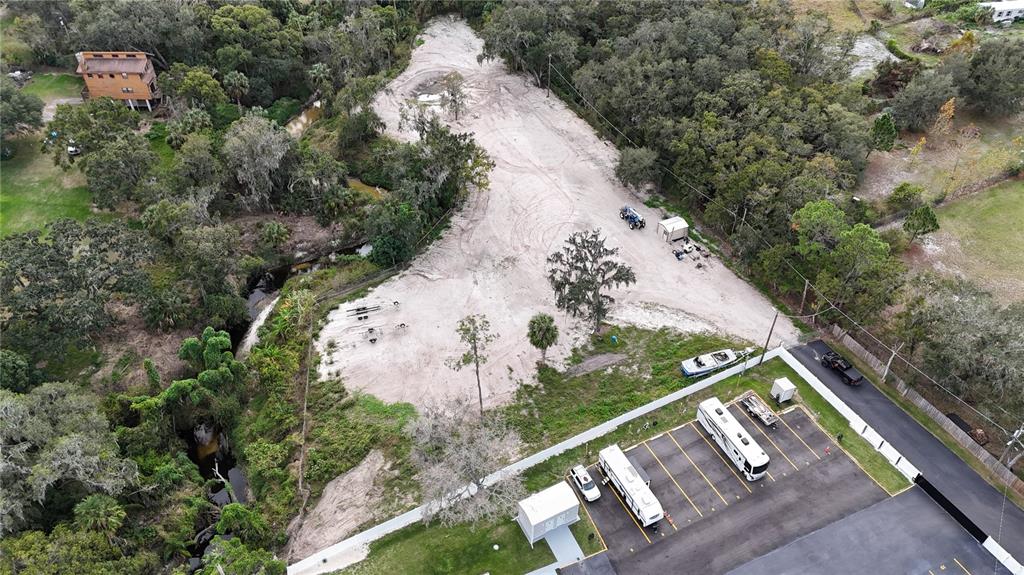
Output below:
[516,481,580,547]
[657,216,689,243]
[771,377,797,403]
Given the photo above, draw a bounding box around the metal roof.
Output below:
[76,52,150,75]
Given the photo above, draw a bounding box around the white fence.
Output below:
[288,349,784,575]
[778,349,920,481]
[778,349,1023,575]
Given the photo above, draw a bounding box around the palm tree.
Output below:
[527,313,559,362]
[74,494,126,544]
[222,71,249,113]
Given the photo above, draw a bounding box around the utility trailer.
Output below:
[739,391,779,429]
[598,444,664,527]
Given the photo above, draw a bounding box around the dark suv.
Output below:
[821,351,864,386]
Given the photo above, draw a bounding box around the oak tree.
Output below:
[547,230,636,333]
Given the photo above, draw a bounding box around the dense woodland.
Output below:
[1,0,1022,573]
[480,0,1024,434]
[1,1,488,573]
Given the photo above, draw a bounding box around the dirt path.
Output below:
[285,450,386,563]
[314,17,798,411]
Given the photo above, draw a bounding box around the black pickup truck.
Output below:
[820,351,864,386]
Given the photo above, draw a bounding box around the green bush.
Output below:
[265,98,302,126]
[885,39,916,61]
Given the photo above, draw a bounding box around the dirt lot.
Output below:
[568,404,888,575]
[314,17,797,410]
[858,115,1021,204]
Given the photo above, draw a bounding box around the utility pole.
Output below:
[882,341,904,383]
[546,54,552,98]
[759,311,779,366]
[1000,424,1024,467]
[799,278,810,315]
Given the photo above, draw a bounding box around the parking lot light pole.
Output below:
[759,311,779,366]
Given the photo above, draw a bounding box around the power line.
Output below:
[547,61,1018,436]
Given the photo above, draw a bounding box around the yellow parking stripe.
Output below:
[667,431,729,506]
[606,475,652,544]
[792,404,897,497]
[644,442,702,519]
[737,405,799,471]
[568,472,609,554]
[779,414,821,460]
[690,422,753,494]
[953,557,971,574]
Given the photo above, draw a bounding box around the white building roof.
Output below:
[658,216,689,231]
[981,1,1024,10]
[773,377,796,392]
[518,481,578,525]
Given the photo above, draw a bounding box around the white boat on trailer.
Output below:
[680,347,755,377]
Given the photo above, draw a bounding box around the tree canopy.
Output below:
[547,229,637,333]
[1,383,138,535]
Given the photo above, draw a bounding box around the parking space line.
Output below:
[606,477,652,544]
[953,557,971,574]
[689,423,752,494]
[667,431,729,506]
[779,414,821,460]
[791,404,897,497]
[644,442,702,519]
[736,405,799,471]
[566,474,609,554]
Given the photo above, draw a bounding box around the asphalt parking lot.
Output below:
[792,340,1024,561]
[727,486,1008,575]
[572,398,889,575]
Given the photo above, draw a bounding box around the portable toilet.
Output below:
[657,216,689,243]
[516,481,580,547]
[771,377,797,403]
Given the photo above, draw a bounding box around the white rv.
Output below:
[697,397,770,481]
[598,444,664,527]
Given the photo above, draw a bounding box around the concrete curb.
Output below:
[777,349,920,481]
[778,349,1023,575]
[288,349,784,575]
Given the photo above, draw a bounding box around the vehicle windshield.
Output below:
[582,480,595,490]
[751,462,769,475]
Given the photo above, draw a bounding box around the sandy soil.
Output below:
[42,97,82,122]
[285,450,386,563]
[851,35,895,78]
[314,17,798,410]
[858,115,1021,203]
[92,302,192,393]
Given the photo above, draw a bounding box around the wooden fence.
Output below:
[829,325,1024,494]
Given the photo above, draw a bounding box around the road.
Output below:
[790,341,1024,560]
[728,487,1007,575]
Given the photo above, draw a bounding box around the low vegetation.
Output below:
[20,73,84,100]
[513,326,908,495]
[338,519,555,575]
[0,137,93,236]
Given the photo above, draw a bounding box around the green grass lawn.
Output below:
[145,123,177,171]
[0,136,93,236]
[505,326,746,449]
[570,509,604,557]
[339,327,909,572]
[338,519,555,575]
[21,73,84,101]
[934,179,1024,301]
[517,326,909,495]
